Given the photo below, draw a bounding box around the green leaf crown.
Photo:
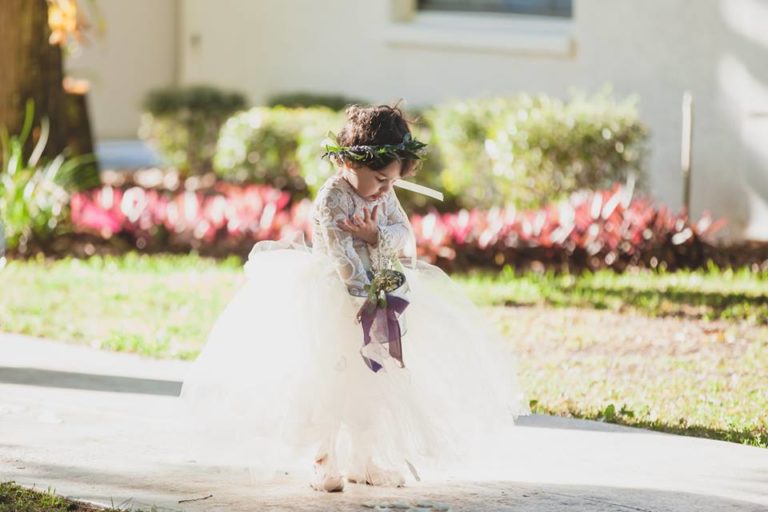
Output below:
[321,131,427,166]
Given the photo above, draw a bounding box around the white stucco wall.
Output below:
[64,0,179,139]
[73,0,768,241]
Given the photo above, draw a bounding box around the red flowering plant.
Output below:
[68,182,726,271]
[70,184,312,255]
[409,184,725,272]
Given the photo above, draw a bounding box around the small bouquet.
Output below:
[356,269,409,372]
[365,269,406,308]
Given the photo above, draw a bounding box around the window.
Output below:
[417,0,573,18]
[385,0,576,57]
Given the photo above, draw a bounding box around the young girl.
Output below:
[180,104,527,492]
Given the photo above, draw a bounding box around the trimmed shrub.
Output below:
[213,105,444,213]
[267,92,368,111]
[213,106,342,197]
[423,91,649,210]
[214,91,647,213]
[139,85,247,177]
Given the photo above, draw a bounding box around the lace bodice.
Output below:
[312,174,411,296]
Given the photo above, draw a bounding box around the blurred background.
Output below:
[0,0,766,474]
[4,0,768,263]
[78,0,768,241]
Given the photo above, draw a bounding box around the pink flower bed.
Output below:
[411,184,724,270]
[70,183,723,270]
[70,184,312,250]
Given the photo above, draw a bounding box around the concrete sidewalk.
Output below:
[1,333,767,511]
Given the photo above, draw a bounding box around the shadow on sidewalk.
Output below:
[515,414,653,434]
[9,458,768,512]
[0,366,182,396]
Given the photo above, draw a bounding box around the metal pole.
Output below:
[681,91,693,214]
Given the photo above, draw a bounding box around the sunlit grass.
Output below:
[457,264,768,324]
[0,253,765,447]
[0,481,124,511]
[488,306,768,448]
[0,253,242,360]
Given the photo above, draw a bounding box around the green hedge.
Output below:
[423,91,648,210]
[145,90,649,211]
[266,92,368,111]
[213,106,342,197]
[139,85,247,178]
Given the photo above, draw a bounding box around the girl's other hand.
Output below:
[337,205,379,246]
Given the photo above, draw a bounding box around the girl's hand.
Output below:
[337,205,379,246]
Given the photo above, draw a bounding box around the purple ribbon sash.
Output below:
[356,294,409,373]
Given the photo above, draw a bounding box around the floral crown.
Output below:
[321,131,427,166]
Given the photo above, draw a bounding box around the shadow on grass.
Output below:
[533,404,768,448]
[507,285,768,322]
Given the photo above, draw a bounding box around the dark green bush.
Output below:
[139,85,248,177]
[143,84,247,116]
[267,92,368,111]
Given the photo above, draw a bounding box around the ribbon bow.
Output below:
[356,294,409,372]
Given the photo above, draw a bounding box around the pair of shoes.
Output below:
[347,461,405,487]
[310,454,345,493]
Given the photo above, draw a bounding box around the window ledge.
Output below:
[383,12,575,58]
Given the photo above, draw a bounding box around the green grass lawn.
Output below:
[0,254,243,360]
[0,481,121,511]
[0,253,766,447]
[488,306,768,447]
[460,264,768,323]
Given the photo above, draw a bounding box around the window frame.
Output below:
[416,0,573,19]
[385,0,576,57]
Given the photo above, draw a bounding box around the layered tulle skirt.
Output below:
[180,236,528,481]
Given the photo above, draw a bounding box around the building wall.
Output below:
[64,0,179,139]
[74,0,768,240]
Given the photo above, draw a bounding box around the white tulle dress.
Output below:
[180,173,528,482]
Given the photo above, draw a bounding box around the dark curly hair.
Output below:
[335,103,421,177]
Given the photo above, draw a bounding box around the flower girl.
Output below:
[180,104,527,492]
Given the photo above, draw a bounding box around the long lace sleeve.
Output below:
[315,186,371,296]
[369,190,412,267]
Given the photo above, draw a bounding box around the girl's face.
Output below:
[340,160,402,202]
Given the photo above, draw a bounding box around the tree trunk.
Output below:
[64,83,96,156]
[0,0,69,158]
[64,83,101,188]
